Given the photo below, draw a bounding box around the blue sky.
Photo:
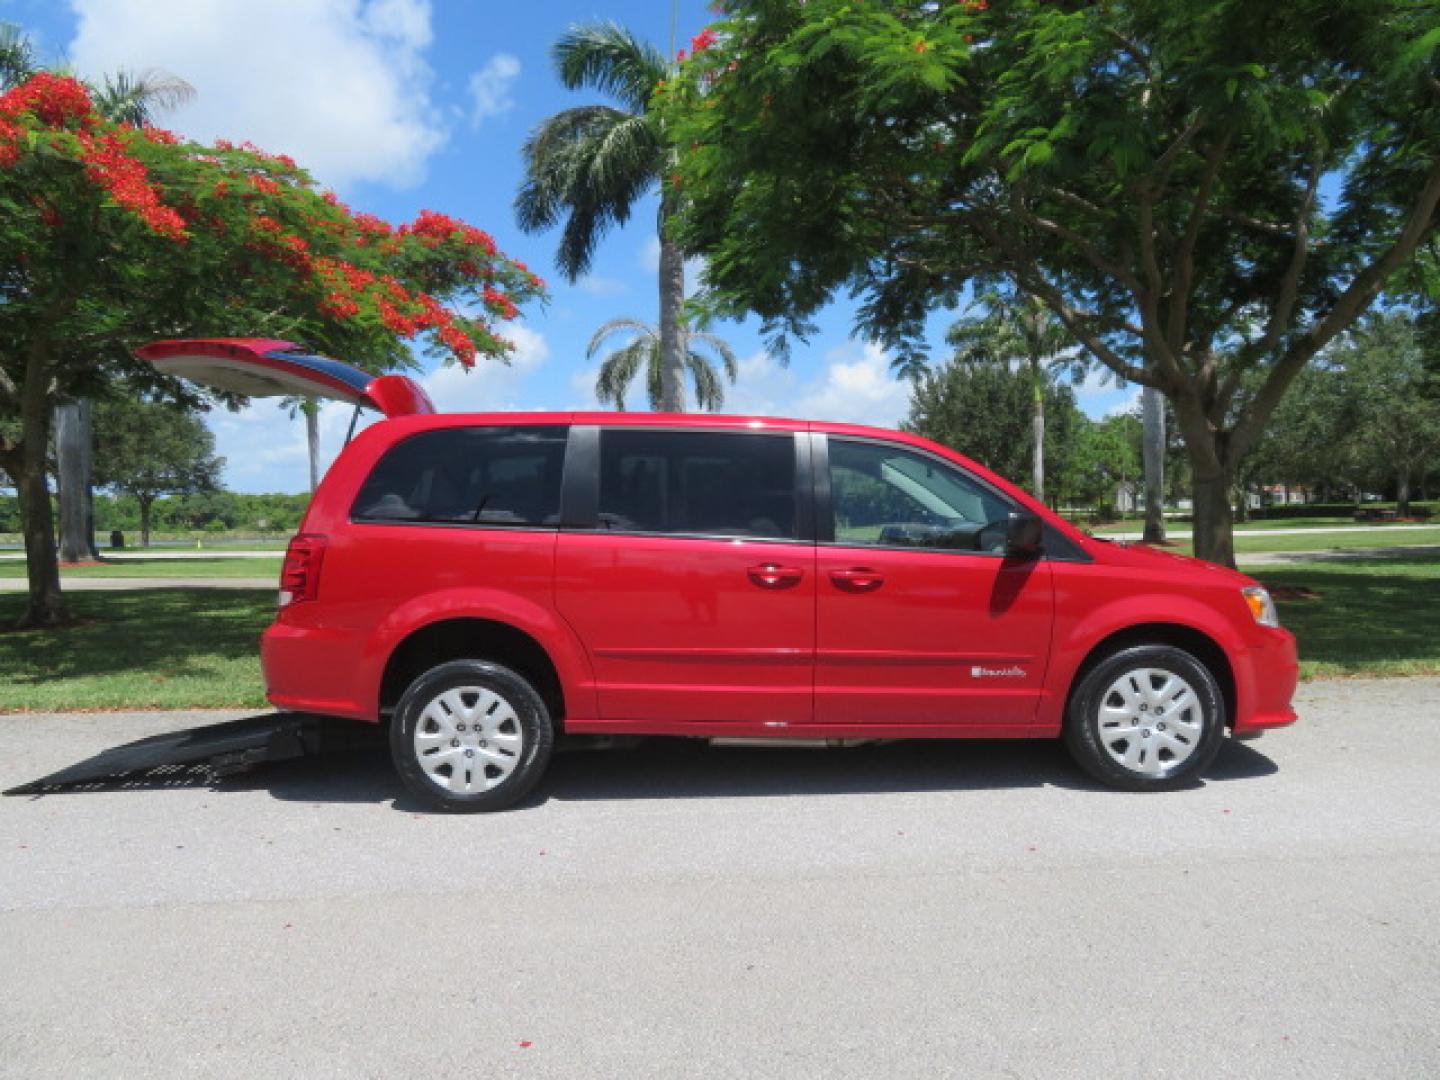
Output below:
[8,0,1132,493]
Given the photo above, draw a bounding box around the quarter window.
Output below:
[829,438,1012,553]
[352,426,567,526]
[598,430,798,540]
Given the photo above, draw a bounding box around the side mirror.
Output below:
[1006,511,1044,557]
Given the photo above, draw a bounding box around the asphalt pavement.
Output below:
[2,680,1438,1078]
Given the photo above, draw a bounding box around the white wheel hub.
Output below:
[1097,667,1205,777]
[413,686,523,793]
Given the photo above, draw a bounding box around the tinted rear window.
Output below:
[597,429,797,540]
[352,426,567,527]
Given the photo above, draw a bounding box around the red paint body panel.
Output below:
[555,533,815,727]
[249,408,1298,748]
[815,547,1053,728]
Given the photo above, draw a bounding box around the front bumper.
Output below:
[1232,626,1300,736]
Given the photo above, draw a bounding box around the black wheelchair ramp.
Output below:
[4,713,380,795]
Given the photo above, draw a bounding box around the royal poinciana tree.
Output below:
[0,73,543,628]
[665,0,1440,566]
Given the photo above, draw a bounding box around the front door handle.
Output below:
[829,567,885,593]
[747,563,804,589]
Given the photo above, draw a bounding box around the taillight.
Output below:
[279,533,327,607]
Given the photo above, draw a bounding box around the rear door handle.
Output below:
[829,567,885,593]
[747,563,804,589]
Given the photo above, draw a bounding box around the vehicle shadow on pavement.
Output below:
[8,736,1278,811]
[236,735,1279,810]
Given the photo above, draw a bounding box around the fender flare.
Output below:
[1037,593,1245,734]
[356,587,598,723]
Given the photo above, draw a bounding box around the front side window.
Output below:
[352,426,567,527]
[598,429,798,540]
[829,438,1012,553]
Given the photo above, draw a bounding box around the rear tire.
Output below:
[390,659,553,812]
[1064,644,1225,791]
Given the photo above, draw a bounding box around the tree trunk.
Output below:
[304,401,321,493]
[1141,385,1166,544]
[139,496,154,548]
[1190,467,1237,569]
[657,207,686,413]
[1396,466,1411,517]
[1029,356,1045,503]
[55,399,98,563]
[15,341,68,628]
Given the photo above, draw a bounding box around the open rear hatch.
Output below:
[135,337,436,419]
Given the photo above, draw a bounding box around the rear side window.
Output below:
[598,430,798,540]
[352,426,567,527]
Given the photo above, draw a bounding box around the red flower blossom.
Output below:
[0,73,95,128]
[142,125,179,145]
[399,209,498,254]
[691,28,719,53]
[319,292,360,321]
[438,324,478,367]
[79,131,187,239]
[353,212,391,238]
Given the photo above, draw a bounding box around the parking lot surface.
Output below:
[2,680,1438,1078]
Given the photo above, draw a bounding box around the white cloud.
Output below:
[575,275,628,298]
[719,342,911,428]
[1105,388,1143,417]
[67,0,446,191]
[467,52,520,127]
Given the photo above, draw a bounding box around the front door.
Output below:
[555,427,815,730]
[814,436,1054,734]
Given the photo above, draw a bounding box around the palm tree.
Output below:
[589,318,737,412]
[517,23,689,411]
[2,23,196,559]
[947,289,1073,503]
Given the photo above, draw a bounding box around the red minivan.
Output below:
[141,339,1299,811]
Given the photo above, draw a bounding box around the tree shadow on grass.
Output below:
[0,587,272,687]
[1254,558,1440,671]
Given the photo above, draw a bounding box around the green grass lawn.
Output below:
[0,589,272,711]
[1093,516,1437,534]
[1254,555,1440,679]
[0,555,1433,712]
[1232,527,1440,556]
[0,557,282,578]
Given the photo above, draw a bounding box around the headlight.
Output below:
[1242,586,1279,628]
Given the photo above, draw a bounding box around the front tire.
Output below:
[1064,644,1225,791]
[390,660,554,812]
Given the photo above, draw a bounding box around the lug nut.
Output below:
[1142,729,1151,738]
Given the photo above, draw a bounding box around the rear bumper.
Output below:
[261,619,375,722]
[1232,627,1299,735]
